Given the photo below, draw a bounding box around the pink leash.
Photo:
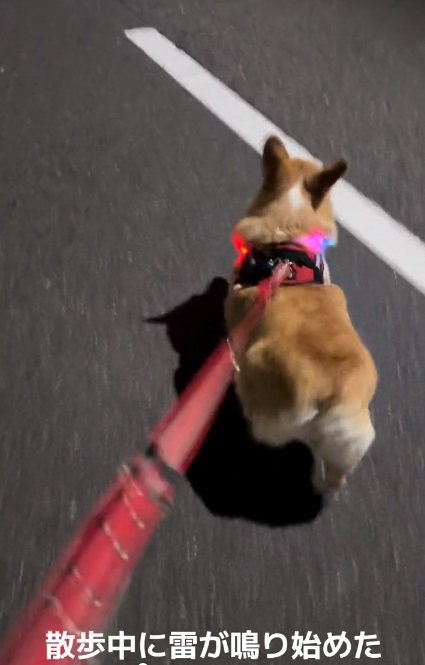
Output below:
[0,263,290,665]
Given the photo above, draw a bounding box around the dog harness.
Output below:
[234,239,326,288]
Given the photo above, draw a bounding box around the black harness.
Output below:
[235,242,325,288]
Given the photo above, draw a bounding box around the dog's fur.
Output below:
[225,137,377,493]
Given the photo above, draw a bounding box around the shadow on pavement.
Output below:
[148,277,323,527]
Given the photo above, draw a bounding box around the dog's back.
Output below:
[231,284,376,419]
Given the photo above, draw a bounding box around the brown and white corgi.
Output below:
[225,136,377,494]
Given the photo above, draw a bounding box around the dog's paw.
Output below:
[313,475,346,497]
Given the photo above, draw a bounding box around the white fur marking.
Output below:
[252,409,318,446]
[288,182,304,211]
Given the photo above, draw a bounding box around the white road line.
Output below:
[125,27,425,297]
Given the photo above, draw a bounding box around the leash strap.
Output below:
[0,263,290,665]
[150,262,291,473]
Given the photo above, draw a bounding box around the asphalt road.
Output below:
[1,1,425,663]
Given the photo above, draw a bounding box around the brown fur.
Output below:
[225,136,377,493]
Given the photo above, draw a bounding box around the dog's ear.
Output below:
[305,159,347,208]
[262,136,289,185]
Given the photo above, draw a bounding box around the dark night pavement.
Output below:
[0,1,424,663]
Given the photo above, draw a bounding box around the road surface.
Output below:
[1,1,424,663]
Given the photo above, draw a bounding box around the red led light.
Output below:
[232,233,250,267]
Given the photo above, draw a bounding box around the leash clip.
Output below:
[283,258,296,280]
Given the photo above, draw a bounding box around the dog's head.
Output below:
[234,136,347,247]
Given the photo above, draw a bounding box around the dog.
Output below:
[224,136,377,494]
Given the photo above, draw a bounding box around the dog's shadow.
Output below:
[148,278,323,527]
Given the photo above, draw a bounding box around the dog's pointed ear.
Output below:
[262,136,289,185]
[305,159,347,208]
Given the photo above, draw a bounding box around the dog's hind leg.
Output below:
[307,407,375,493]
